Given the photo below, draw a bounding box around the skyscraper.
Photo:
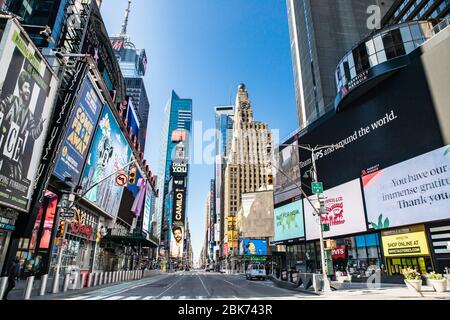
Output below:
[110,0,150,152]
[3,0,69,48]
[223,84,273,255]
[156,91,192,246]
[213,106,234,262]
[286,0,394,129]
[382,0,449,25]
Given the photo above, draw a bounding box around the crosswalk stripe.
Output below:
[65,296,88,300]
[179,296,188,299]
[159,296,173,300]
[123,296,141,300]
[141,296,155,300]
[104,296,126,300]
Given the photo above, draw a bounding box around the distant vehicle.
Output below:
[246,263,266,280]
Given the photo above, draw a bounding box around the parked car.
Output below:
[246,263,266,280]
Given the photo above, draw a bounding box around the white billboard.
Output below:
[363,146,450,230]
[0,19,59,212]
[304,179,367,240]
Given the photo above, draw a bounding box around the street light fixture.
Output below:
[270,143,344,292]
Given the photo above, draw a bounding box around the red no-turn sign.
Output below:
[116,173,128,187]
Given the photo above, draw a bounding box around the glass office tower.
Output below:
[156,91,192,242]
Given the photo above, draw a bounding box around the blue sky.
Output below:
[101,0,297,263]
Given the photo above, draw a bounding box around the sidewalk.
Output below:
[269,276,450,299]
[3,270,165,300]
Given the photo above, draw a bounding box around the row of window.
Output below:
[335,21,433,93]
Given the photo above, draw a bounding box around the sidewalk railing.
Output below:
[0,268,157,300]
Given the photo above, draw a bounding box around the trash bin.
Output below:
[66,266,80,290]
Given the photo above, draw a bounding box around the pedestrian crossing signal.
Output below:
[129,165,137,185]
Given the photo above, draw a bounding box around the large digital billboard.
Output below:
[172,179,186,228]
[143,183,152,235]
[304,179,367,241]
[363,146,450,230]
[53,77,103,183]
[274,200,305,242]
[297,46,446,194]
[170,225,184,259]
[239,191,274,239]
[240,239,268,256]
[0,19,59,212]
[80,106,131,218]
[273,139,301,204]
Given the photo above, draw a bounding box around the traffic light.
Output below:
[323,239,335,250]
[129,165,137,185]
[266,174,273,185]
[56,221,65,238]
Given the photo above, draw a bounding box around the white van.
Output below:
[245,263,266,280]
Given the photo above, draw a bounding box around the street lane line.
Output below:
[154,275,185,299]
[104,296,125,300]
[90,274,171,300]
[123,296,141,300]
[197,275,211,297]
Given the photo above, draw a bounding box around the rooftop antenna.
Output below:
[120,0,132,36]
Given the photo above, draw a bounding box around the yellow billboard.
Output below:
[382,228,430,257]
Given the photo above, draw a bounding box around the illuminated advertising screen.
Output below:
[142,183,152,235]
[80,106,131,218]
[363,146,450,230]
[274,200,305,242]
[53,77,103,183]
[170,225,184,259]
[304,179,367,241]
[240,239,268,256]
[0,19,59,211]
[273,140,301,204]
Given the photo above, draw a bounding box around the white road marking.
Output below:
[159,296,173,300]
[65,296,89,300]
[197,275,211,296]
[123,296,141,300]
[154,275,184,299]
[104,296,125,300]
[141,296,155,300]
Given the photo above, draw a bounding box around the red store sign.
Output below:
[332,246,348,260]
[71,223,94,239]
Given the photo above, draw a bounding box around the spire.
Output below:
[120,0,132,36]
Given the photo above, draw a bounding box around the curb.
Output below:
[269,276,321,296]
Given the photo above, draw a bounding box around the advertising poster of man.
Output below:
[0,19,58,211]
[80,106,131,219]
[170,225,184,259]
[53,77,103,184]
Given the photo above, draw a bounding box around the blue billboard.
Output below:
[53,78,103,183]
[240,239,268,256]
[274,200,305,242]
[80,105,131,218]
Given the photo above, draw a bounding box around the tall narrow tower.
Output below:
[223,84,273,254]
[121,0,132,36]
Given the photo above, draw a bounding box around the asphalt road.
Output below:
[59,271,309,300]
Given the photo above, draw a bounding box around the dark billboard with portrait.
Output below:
[298,50,445,194]
[172,182,186,228]
[53,76,103,184]
[0,19,58,212]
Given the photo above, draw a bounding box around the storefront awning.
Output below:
[104,230,158,248]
